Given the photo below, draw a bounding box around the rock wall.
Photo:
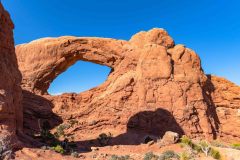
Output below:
[0,2,22,149]
[205,75,240,142]
[16,28,223,142]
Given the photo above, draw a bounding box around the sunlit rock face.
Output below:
[0,2,22,149]
[16,28,240,144]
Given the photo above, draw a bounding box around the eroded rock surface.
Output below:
[0,2,22,151]
[205,75,240,141]
[16,28,240,144]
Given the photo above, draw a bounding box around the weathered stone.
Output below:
[158,131,179,147]
[15,28,240,144]
[0,2,22,154]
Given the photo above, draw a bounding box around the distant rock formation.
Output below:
[16,28,240,143]
[0,2,22,152]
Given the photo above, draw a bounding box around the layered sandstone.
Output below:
[16,28,226,144]
[206,75,240,141]
[0,2,22,151]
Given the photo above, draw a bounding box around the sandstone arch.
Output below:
[16,37,129,94]
[16,28,240,143]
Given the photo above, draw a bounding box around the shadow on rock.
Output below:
[203,75,220,139]
[74,108,184,152]
[17,90,63,147]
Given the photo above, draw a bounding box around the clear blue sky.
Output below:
[2,0,240,94]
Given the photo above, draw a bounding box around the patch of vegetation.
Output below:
[38,121,79,157]
[210,140,227,148]
[180,136,201,153]
[52,145,65,154]
[68,119,78,127]
[231,143,240,150]
[180,136,221,160]
[97,132,112,146]
[110,155,130,160]
[209,148,221,160]
[179,152,191,160]
[198,141,211,156]
[144,152,159,160]
[55,123,70,138]
[159,150,180,160]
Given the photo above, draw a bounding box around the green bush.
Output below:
[231,143,240,150]
[159,150,180,160]
[179,152,191,160]
[180,136,222,160]
[192,143,202,153]
[110,155,130,160]
[144,152,159,160]
[52,145,65,154]
[180,136,201,153]
[209,148,221,160]
[180,136,192,146]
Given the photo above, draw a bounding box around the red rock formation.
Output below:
[205,75,240,142]
[16,28,224,143]
[0,2,22,149]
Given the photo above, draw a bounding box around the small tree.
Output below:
[199,141,211,156]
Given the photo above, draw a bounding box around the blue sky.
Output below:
[2,0,240,94]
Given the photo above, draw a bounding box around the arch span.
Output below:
[16,37,127,94]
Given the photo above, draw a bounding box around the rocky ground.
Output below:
[14,142,240,160]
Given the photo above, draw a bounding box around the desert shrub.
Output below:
[159,150,180,160]
[198,141,211,156]
[180,136,192,146]
[68,119,78,127]
[231,143,240,150]
[55,124,70,138]
[180,136,201,153]
[97,132,112,146]
[179,152,191,160]
[52,145,65,154]
[110,155,130,160]
[209,148,221,160]
[210,140,227,148]
[144,152,159,160]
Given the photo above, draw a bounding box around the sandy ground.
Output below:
[14,143,235,160]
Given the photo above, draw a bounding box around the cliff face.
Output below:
[0,2,22,149]
[206,75,240,141]
[16,28,225,143]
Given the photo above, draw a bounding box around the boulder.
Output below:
[158,131,180,146]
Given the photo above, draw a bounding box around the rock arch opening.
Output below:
[48,60,111,95]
